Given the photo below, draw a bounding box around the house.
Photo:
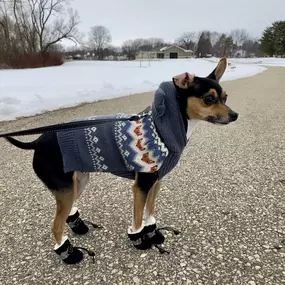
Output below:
[156,45,193,59]
[234,49,246,58]
[136,45,194,60]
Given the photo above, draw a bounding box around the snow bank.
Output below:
[0,59,265,121]
[221,57,285,66]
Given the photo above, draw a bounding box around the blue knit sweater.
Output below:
[57,82,187,180]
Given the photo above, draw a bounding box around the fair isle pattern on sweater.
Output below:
[84,126,108,172]
[114,111,169,173]
[57,81,187,179]
[57,111,169,176]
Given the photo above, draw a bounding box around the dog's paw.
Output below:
[66,209,89,235]
[128,228,153,250]
[127,223,165,250]
[54,237,84,264]
[144,223,165,245]
[54,237,95,264]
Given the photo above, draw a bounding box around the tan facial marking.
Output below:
[221,89,227,102]
[208,88,218,98]
[186,97,231,120]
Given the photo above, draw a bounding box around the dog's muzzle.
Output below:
[207,111,239,125]
[228,111,238,122]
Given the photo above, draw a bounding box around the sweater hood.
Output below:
[151,81,187,154]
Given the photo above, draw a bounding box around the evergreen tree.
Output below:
[213,34,233,57]
[260,21,285,56]
[196,31,212,57]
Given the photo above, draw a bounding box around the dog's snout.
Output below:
[229,111,238,122]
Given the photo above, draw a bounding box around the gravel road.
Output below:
[1,66,285,285]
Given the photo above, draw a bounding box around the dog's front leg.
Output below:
[132,183,148,232]
[144,180,180,253]
[144,180,161,224]
[143,180,166,245]
[128,173,156,250]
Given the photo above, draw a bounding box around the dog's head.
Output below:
[172,58,238,125]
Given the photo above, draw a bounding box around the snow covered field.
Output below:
[0,59,266,121]
[229,57,285,66]
[209,57,285,66]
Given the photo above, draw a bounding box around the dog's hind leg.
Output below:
[66,172,91,235]
[52,179,84,264]
[52,189,74,245]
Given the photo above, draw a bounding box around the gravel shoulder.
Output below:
[1,67,285,285]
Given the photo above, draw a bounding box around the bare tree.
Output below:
[1,0,80,53]
[0,2,10,44]
[148,37,165,49]
[122,39,137,60]
[210,31,221,46]
[230,28,249,47]
[132,38,144,52]
[128,37,165,52]
[12,0,38,52]
[27,0,80,52]
[0,0,81,67]
[88,25,112,60]
[176,32,197,50]
[0,1,20,63]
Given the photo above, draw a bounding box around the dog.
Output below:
[5,57,238,264]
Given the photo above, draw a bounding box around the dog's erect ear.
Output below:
[207,57,227,82]
[172,72,195,89]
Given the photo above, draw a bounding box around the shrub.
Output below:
[9,52,64,69]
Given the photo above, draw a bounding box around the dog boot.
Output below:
[128,226,152,250]
[66,207,89,235]
[54,236,84,264]
[143,216,165,245]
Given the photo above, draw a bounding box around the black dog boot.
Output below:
[143,217,181,254]
[128,225,152,250]
[66,207,89,235]
[54,236,83,264]
[144,222,165,245]
[144,217,181,244]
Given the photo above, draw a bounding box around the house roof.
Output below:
[159,45,193,53]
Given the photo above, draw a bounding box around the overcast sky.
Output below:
[71,0,284,46]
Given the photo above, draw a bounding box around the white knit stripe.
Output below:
[114,119,135,171]
[54,235,68,250]
[69,207,78,216]
[129,223,145,234]
[144,215,156,226]
[85,127,108,171]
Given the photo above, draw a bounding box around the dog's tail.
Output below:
[5,136,37,150]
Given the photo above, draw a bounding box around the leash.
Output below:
[0,113,148,138]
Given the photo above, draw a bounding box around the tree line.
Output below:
[0,0,79,67]
[80,27,261,60]
[0,0,284,68]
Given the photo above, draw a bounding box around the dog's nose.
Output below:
[229,111,238,122]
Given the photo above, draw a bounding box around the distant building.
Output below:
[136,45,194,60]
[234,49,246,58]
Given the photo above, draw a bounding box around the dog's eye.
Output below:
[203,95,217,105]
[222,94,228,103]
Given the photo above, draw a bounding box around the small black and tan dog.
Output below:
[5,58,238,264]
